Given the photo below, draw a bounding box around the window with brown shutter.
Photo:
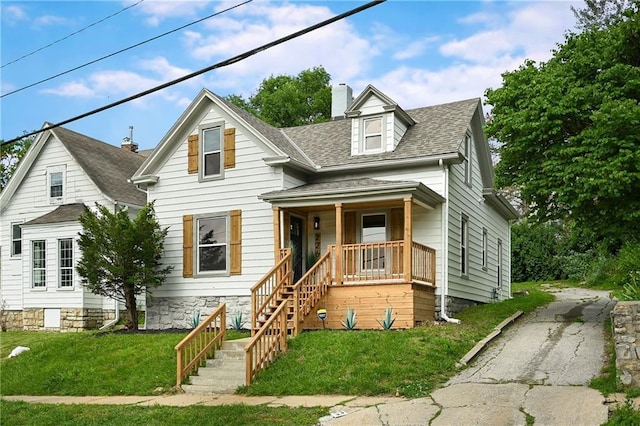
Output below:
[230,209,242,275]
[224,128,236,169]
[183,215,193,277]
[187,135,198,174]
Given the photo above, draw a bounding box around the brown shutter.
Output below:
[187,135,198,174]
[230,210,242,275]
[390,208,404,241]
[224,128,236,169]
[183,215,194,277]
[343,211,356,244]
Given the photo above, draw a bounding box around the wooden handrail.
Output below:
[412,241,436,285]
[339,241,404,282]
[250,248,292,334]
[174,303,226,387]
[244,301,288,385]
[291,250,332,335]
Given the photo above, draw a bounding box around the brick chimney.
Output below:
[120,126,138,153]
[331,83,353,120]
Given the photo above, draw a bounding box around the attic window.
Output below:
[202,126,222,178]
[363,117,383,153]
[47,165,66,203]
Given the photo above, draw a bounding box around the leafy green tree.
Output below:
[226,66,332,127]
[1,134,35,192]
[77,202,172,330]
[572,0,638,30]
[486,10,640,251]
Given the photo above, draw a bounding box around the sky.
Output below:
[1,0,581,150]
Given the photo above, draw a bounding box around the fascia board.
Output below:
[315,152,461,174]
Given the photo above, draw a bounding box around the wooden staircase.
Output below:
[181,338,250,394]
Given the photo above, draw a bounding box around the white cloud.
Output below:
[41,81,96,98]
[138,57,193,81]
[2,5,27,21]
[34,15,69,26]
[131,0,214,26]
[393,36,440,61]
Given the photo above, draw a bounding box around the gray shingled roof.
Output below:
[261,178,418,199]
[281,98,480,168]
[23,203,87,225]
[50,125,147,206]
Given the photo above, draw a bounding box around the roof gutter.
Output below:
[314,152,462,175]
[439,159,460,324]
[262,155,317,173]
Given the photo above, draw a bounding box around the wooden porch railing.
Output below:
[291,250,332,334]
[174,303,226,387]
[412,241,436,285]
[250,248,292,334]
[244,301,288,385]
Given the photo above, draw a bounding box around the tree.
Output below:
[77,202,172,330]
[571,0,638,30]
[485,9,640,251]
[226,66,332,127]
[1,134,35,192]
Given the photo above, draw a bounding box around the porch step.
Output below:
[182,338,249,394]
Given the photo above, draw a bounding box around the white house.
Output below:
[0,125,147,331]
[131,84,518,330]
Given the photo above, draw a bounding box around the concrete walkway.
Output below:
[2,287,622,425]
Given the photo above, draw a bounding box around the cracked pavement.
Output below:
[320,287,615,425]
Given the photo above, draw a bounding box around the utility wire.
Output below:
[1,0,145,69]
[1,0,252,98]
[1,0,385,147]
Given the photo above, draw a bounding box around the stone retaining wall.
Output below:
[611,301,640,386]
[2,308,115,332]
[146,296,251,330]
[435,295,478,321]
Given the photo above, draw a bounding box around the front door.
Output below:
[290,216,304,283]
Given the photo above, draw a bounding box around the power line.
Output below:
[1,0,386,147]
[1,0,145,69]
[1,0,252,98]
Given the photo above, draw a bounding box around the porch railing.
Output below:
[244,301,288,385]
[291,250,332,334]
[250,248,292,334]
[412,241,436,284]
[174,303,226,387]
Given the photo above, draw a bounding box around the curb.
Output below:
[457,310,524,367]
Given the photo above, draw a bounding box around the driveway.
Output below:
[322,286,616,425]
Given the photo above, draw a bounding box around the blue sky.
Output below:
[1,0,579,150]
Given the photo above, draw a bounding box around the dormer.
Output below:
[336,85,415,157]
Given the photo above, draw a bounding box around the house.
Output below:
[132,84,518,331]
[0,125,148,331]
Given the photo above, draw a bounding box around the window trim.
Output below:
[460,214,469,278]
[361,116,384,154]
[11,222,22,257]
[198,122,225,182]
[463,132,472,186]
[497,238,503,289]
[58,238,74,289]
[193,212,230,277]
[482,227,488,270]
[32,240,46,289]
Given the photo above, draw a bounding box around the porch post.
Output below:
[273,207,281,259]
[404,197,413,282]
[335,203,343,286]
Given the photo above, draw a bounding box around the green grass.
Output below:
[0,400,327,426]
[243,283,554,398]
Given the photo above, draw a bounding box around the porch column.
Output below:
[335,202,343,286]
[273,207,281,259]
[404,197,413,282]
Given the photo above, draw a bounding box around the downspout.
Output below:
[100,299,119,330]
[439,159,461,324]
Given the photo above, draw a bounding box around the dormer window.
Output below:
[363,117,383,154]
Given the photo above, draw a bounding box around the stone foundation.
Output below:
[4,308,115,332]
[612,302,640,386]
[435,295,478,321]
[146,296,251,330]
[1,310,24,331]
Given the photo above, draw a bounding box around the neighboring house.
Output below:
[0,124,147,331]
[132,84,518,330]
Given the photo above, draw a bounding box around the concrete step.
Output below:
[204,358,244,369]
[181,382,243,394]
[220,338,250,351]
[182,338,248,394]
[189,369,245,383]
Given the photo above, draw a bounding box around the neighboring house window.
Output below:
[32,240,46,288]
[182,210,242,278]
[59,238,73,288]
[482,228,488,270]
[463,133,472,185]
[361,213,387,270]
[202,126,223,178]
[460,214,469,276]
[362,117,383,153]
[497,239,503,288]
[11,223,22,256]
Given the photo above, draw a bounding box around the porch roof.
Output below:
[259,178,445,209]
[23,203,87,226]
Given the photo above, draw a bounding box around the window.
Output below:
[460,214,469,276]
[482,228,488,270]
[197,215,228,274]
[59,239,73,288]
[202,126,222,178]
[363,117,383,153]
[362,213,386,269]
[33,240,46,288]
[11,223,22,256]
[50,172,63,198]
[497,239,503,288]
[463,133,472,185]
